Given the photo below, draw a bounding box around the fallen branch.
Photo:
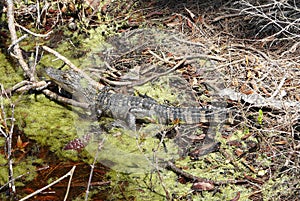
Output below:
[85,138,105,201]
[19,166,76,201]
[43,89,89,109]
[6,0,32,80]
[0,85,16,196]
[15,23,53,38]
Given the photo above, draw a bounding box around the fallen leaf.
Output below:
[16,135,29,152]
[244,173,264,184]
[192,181,214,191]
[234,148,244,157]
[274,140,287,145]
[187,19,193,28]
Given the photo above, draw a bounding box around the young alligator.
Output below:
[45,67,228,130]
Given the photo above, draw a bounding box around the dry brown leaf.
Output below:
[274,140,288,145]
[16,135,29,152]
[192,181,214,191]
[235,148,244,157]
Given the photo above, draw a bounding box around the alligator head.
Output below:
[45,67,98,103]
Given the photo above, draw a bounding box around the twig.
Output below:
[15,23,53,37]
[1,81,21,97]
[166,161,209,182]
[167,161,248,187]
[7,104,15,195]
[268,73,287,99]
[172,35,206,49]
[85,138,105,201]
[239,0,300,40]
[148,50,176,65]
[212,13,244,23]
[127,58,186,87]
[36,0,41,27]
[0,80,89,109]
[176,54,226,62]
[1,80,48,97]
[29,45,41,80]
[19,166,76,201]
[42,89,89,108]
[0,166,50,191]
[0,86,8,138]
[280,41,300,57]
[97,76,133,86]
[95,58,186,87]
[229,44,271,61]
[153,152,171,200]
[63,166,75,201]
[7,34,28,55]
[0,85,16,195]
[174,13,207,36]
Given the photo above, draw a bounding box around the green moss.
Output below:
[106,170,172,200]
[0,154,9,185]
[133,72,204,108]
[73,188,100,201]
[91,123,254,200]
[0,53,24,88]
[84,123,180,173]
[0,152,39,187]
[262,175,297,200]
[13,158,38,186]
[134,76,184,105]
[106,158,252,200]
[14,94,81,161]
[200,185,251,200]
[37,26,112,73]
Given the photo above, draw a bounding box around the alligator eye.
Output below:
[62,73,71,81]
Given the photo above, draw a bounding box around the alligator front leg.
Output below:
[130,108,160,124]
[97,109,137,131]
[125,112,137,131]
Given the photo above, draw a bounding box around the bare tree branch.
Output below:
[6,0,33,80]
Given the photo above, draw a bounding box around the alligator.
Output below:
[45,67,230,131]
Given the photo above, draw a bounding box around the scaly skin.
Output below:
[45,67,227,130]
